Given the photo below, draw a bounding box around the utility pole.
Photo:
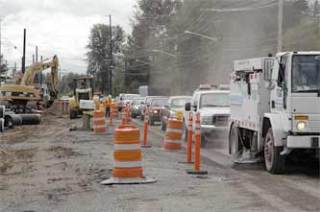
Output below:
[21,28,26,74]
[0,18,2,74]
[277,0,283,52]
[109,14,113,95]
[35,45,42,85]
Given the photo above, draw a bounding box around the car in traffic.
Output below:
[130,97,145,118]
[118,93,140,111]
[185,89,230,147]
[140,96,166,120]
[147,97,169,125]
[160,96,192,131]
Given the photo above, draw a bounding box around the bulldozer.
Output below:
[0,55,59,113]
[68,76,95,119]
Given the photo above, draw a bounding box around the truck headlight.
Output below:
[297,121,306,131]
[153,110,158,114]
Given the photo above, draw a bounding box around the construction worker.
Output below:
[105,95,112,117]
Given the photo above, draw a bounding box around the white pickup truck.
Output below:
[185,89,230,147]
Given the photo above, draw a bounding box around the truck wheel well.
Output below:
[262,118,271,138]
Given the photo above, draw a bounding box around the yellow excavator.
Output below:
[0,55,59,112]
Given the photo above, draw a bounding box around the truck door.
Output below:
[270,55,288,113]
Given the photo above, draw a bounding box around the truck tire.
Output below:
[161,121,166,131]
[264,128,286,174]
[229,124,242,162]
[201,133,207,148]
[70,110,77,119]
[149,118,155,126]
[184,126,188,142]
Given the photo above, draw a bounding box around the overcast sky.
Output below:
[0,0,135,74]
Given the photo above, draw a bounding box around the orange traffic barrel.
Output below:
[163,118,183,150]
[113,125,143,178]
[101,125,156,185]
[93,110,106,134]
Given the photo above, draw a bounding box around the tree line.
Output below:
[86,0,319,96]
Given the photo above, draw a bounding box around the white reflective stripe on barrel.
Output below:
[166,128,182,133]
[164,139,181,144]
[93,125,106,129]
[114,144,141,151]
[93,117,106,122]
[113,160,142,168]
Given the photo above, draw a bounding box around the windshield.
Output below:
[171,98,190,108]
[125,94,140,100]
[132,99,144,105]
[200,93,229,108]
[151,98,168,107]
[292,55,320,93]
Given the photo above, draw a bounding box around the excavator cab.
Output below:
[69,76,94,119]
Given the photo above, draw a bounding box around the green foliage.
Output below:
[125,0,317,95]
[87,24,125,95]
[124,0,180,94]
[0,55,8,75]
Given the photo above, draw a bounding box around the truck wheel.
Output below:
[70,110,77,119]
[264,128,286,174]
[229,124,242,162]
[201,134,207,148]
[149,118,155,126]
[161,121,166,131]
[184,126,188,142]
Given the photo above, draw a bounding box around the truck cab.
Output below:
[229,52,320,174]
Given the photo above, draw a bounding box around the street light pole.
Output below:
[277,0,283,52]
[109,15,113,95]
[21,28,26,74]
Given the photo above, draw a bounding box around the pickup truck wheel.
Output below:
[201,134,207,148]
[184,126,188,142]
[161,121,166,131]
[264,128,286,174]
[229,124,242,162]
[149,118,154,126]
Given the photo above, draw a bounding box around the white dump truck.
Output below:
[228,52,320,174]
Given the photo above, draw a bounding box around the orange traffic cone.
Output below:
[163,118,183,151]
[187,112,208,175]
[101,124,156,185]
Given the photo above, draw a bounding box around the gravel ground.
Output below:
[0,115,319,212]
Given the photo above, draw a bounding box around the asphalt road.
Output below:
[0,115,319,212]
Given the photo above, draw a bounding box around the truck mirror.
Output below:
[185,102,191,111]
[193,105,197,111]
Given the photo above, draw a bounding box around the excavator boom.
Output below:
[0,55,59,109]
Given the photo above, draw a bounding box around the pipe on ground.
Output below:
[20,114,41,125]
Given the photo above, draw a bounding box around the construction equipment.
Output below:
[229,52,320,174]
[0,55,59,112]
[68,76,94,119]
